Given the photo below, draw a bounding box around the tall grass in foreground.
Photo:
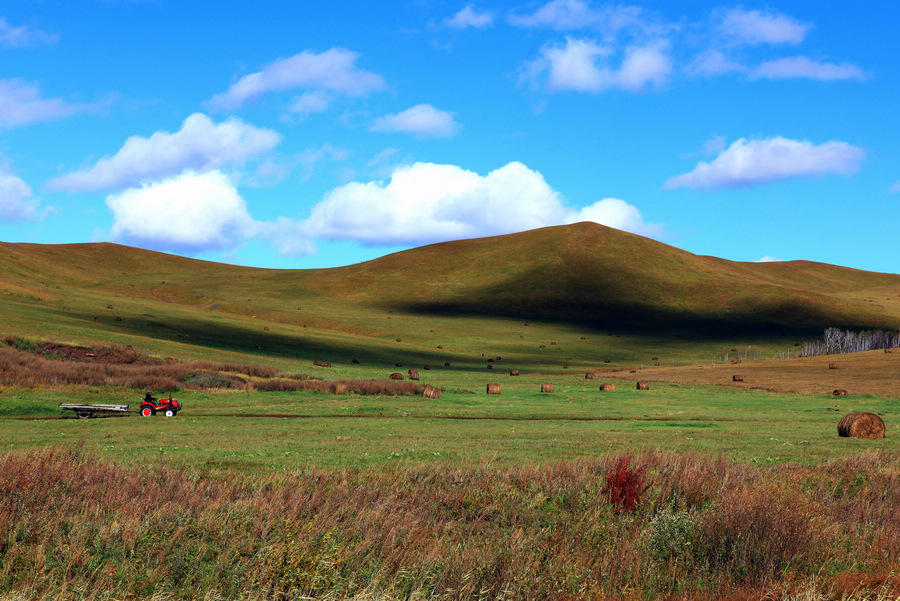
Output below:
[1,446,899,600]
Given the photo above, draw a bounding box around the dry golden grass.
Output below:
[607,349,900,398]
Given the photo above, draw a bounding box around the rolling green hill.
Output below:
[2,222,899,368]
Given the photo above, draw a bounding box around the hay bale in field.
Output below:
[885,349,893,353]
[604,359,611,363]
[600,383,616,392]
[422,384,441,399]
[585,373,594,379]
[496,356,502,361]
[396,338,402,342]
[541,383,554,393]
[437,345,443,349]
[424,365,431,370]
[486,383,501,395]
[396,363,403,367]
[539,345,546,348]
[629,368,637,374]
[730,359,741,364]
[444,362,451,367]
[838,412,886,439]
[833,389,849,396]
[351,359,360,364]
[636,381,649,390]
[829,363,838,369]
[408,369,419,381]
[550,342,557,345]
[389,373,404,380]
[486,364,493,370]
[509,369,520,376]
[580,336,586,340]
[487,358,494,363]
[733,375,743,382]
[651,356,658,361]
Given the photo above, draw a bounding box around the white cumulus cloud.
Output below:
[509,0,645,35]
[756,255,784,263]
[665,137,866,190]
[0,79,89,129]
[0,17,58,47]
[445,5,493,29]
[49,113,281,193]
[207,48,386,111]
[751,56,866,81]
[105,170,255,254]
[0,166,37,221]
[300,161,662,246]
[717,7,810,46]
[525,37,670,93]
[371,104,460,138]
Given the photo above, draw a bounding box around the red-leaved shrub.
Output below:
[604,456,649,514]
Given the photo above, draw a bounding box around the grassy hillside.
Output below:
[2,223,899,371]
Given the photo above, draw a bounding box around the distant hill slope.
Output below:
[294,222,900,333]
[3,223,900,338]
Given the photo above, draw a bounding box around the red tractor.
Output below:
[139,395,181,417]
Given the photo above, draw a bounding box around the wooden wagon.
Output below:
[58,403,130,419]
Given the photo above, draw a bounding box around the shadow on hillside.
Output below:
[398,299,851,341]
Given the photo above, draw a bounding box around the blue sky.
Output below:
[1,1,897,274]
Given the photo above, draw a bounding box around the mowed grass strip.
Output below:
[1,379,895,470]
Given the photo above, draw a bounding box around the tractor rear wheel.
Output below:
[140,406,155,417]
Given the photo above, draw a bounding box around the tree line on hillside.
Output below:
[801,327,900,357]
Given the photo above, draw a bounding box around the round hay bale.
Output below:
[838,412,885,439]
[496,356,502,361]
[833,389,849,396]
[486,364,493,370]
[444,362,451,367]
[733,375,743,382]
[389,373,404,380]
[585,373,595,379]
[541,383,554,393]
[730,359,741,364]
[437,345,443,349]
[604,359,610,363]
[629,368,637,374]
[509,369,520,376]
[636,381,649,390]
[651,356,658,361]
[423,365,431,370]
[407,369,419,381]
[422,384,441,399]
[550,342,557,345]
[600,383,616,392]
[829,363,838,370]
[395,363,403,367]
[351,359,360,364]
[486,383,501,395]
[487,358,494,363]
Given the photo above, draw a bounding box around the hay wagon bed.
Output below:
[58,403,130,419]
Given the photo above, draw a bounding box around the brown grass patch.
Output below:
[606,350,900,397]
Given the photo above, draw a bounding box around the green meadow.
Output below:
[2,226,900,599]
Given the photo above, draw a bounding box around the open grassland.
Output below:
[2,227,900,599]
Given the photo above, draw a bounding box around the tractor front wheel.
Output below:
[164,408,176,417]
[140,406,155,417]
